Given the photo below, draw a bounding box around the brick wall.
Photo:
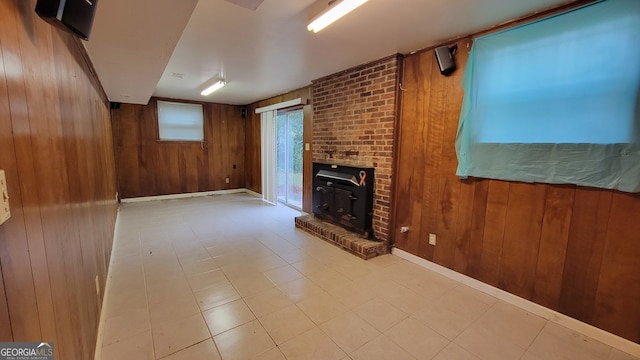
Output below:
[312,54,400,241]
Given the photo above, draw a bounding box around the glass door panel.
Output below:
[276,108,303,209]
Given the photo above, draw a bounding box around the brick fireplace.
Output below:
[295,55,400,258]
[311,54,400,242]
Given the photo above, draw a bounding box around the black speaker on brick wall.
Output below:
[35,0,99,40]
[241,107,247,118]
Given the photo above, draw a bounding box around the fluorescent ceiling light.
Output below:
[200,79,226,96]
[307,0,368,33]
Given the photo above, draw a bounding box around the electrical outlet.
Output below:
[225,177,230,184]
[428,233,436,246]
[0,170,10,225]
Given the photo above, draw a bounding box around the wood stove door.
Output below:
[334,188,354,222]
[316,186,334,214]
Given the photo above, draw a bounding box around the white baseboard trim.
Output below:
[391,248,640,357]
[94,208,122,360]
[120,188,259,203]
[243,189,263,199]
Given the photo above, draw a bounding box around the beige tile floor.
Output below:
[97,193,639,360]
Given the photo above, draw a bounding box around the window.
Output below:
[456,0,640,192]
[157,100,204,141]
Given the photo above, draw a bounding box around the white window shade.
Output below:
[261,110,278,205]
[157,101,204,141]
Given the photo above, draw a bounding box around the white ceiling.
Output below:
[85,0,576,106]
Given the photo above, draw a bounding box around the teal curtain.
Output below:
[456,0,640,192]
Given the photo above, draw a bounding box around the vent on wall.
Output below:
[224,0,265,11]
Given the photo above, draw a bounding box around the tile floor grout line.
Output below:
[136,226,158,360]
[184,229,224,360]
[518,317,551,360]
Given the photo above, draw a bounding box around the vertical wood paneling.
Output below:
[417,58,445,261]
[532,185,575,309]
[0,43,14,342]
[114,106,138,196]
[245,105,262,194]
[49,32,91,358]
[593,192,640,342]
[452,179,475,273]
[0,0,117,358]
[0,0,48,340]
[112,98,245,198]
[208,104,225,190]
[394,37,640,343]
[463,178,489,277]
[229,105,246,190]
[432,43,467,269]
[394,51,430,255]
[477,180,510,287]
[0,44,15,337]
[0,260,12,341]
[498,183,546,299]
[558,188,612,323]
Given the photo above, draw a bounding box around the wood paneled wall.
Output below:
[245,87,313,213]
[0,0,118,358]
[0,261,11,340]
[393,39,640,343]
[112,98,245,198]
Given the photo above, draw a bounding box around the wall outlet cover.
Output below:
[428,233,436,246]
[0,170,10,225]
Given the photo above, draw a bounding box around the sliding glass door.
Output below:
[276,108,303,209]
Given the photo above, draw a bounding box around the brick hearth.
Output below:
[295,215,389,260]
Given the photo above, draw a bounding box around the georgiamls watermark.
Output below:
[0,342,54,360]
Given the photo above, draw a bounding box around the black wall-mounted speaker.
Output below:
[241,107,247,118]
[109,102,121,110]
[35,0,98,40]
[435,44,458,76]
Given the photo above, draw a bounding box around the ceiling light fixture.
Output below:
[200,78,226,96]
[307,0,368,33]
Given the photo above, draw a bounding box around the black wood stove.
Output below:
[312,162,374,237]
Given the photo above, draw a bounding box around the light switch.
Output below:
[0,170,10,225]
[305,143,310,151]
